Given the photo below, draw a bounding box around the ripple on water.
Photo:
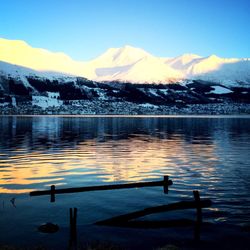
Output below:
[0,116,250,227]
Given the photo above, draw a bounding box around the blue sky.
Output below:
[1,0,250,60]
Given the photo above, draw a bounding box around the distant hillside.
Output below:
[0,60,250,115]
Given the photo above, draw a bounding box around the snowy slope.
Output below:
[185,55,250,84]
[91,49,250,84]
[0,60,78,83]
[0,38,95,79]
[164,54,202,70]
[0,60,83,95]
[91,46,183,83]
[0,60,68,78]
[89,45,152,68]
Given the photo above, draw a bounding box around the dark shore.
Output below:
[1,222,250,250]
[1,102,250,116]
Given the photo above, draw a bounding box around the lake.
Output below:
[0,115,250,247]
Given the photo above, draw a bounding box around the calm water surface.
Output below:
[0,116,250,244]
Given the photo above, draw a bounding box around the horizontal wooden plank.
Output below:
[30,178,173,196]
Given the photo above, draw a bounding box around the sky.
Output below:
[1,0,250,60]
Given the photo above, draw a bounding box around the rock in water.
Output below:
[38,222,59,233]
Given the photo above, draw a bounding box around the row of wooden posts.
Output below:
[30,176,212,242]
[30,176,172,202]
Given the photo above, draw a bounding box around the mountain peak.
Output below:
[117,45,150,55]
[207,54,221,60]
[90,45,152,68]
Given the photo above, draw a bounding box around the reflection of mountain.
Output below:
[1,116,250,194]
[1,116,250,150]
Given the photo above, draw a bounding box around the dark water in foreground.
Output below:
[0,116,250,246]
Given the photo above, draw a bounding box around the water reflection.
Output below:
[0,116,249,195]
[1,116,250,228]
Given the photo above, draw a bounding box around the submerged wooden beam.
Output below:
[95,199,212,226]
[30,176,173,197]
[97,219,195,229]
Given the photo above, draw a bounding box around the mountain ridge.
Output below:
[0,38,250,85]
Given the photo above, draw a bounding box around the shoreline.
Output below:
[1,222,249,250]
[1,102,250,116]
[1,114,250,118]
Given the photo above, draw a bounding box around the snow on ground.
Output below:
[210,86,233,94]
[139,103,158,108]
[0,60,79,84]
[148,88,159,96]
[32,92,63,109]
[95,88,108,100]
[11,97,17,107]
[159,89,169,95]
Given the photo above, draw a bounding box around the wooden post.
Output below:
[163,176,169,194]
[193,190,202,241]
[69,207,77,248]
[70,208,73,229]
[73,208,77,234]
[50,185,55,203]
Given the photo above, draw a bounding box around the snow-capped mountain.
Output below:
[0,37,250,85]
[0,38,95,79]
[90,46,183,83]
[185,55,250,84]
